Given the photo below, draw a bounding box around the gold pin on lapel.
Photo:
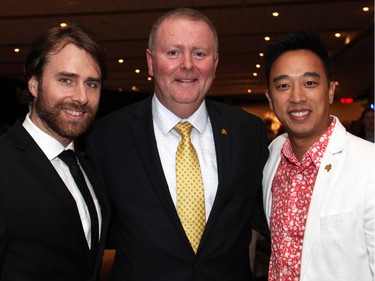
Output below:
[325,164,332,172]
[221,128,228,135]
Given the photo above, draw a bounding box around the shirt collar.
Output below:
[282,117,336,168]
[22,113,75,160]
[152,95,208,135]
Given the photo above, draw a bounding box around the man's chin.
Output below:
[57,119,93,139]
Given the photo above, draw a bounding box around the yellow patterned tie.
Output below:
[175,122,206,253]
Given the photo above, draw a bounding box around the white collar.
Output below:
[22,113,74,160]
[152,95,208,135]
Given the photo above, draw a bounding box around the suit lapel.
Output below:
[130,98,184,234]
[10,121,92,253]
[199,102,233,247]
[78,152,110,241]
[77,152,106,259]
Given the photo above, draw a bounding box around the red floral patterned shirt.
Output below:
[269,118,336,281]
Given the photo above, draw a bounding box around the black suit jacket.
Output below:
[0,120,110,281]
[85,96,269,281]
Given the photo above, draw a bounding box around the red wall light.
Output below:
[339,97,354,104]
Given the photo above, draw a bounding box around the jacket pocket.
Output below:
[319,211,354,226]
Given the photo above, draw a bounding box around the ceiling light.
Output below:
[256,64,261,69]
[264,36,270,41]
[131,85,139,91]
[135,69,140,73]
[247,89,252,94]
[259,52,264,57]
[272,12,279,17]
[335,33,341,38]
[363,7,370,12]
[253,72,258,77]
[60,22,68,28]
[147,76,152,81]
[14,48,20,53]
[118,59,124,63]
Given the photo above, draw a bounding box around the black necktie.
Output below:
[58,149,99,254]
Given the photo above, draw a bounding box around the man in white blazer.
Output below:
[262,31,375,281]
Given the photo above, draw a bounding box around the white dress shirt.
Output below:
[22,114,102,248]
[152,95,218,220]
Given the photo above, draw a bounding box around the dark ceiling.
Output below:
[0,0,373,103]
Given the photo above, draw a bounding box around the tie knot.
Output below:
[175,122,193,138]
[58,149,78,167]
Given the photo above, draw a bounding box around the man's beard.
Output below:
[34,89,97,140]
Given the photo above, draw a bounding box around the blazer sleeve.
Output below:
[0,205,7,273]
[365,165,375,277]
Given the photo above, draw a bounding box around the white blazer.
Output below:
[263,116,375,281]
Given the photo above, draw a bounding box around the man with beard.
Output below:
[0,23,109,281]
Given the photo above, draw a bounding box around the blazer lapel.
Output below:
[130,98,185,235]
[77,152,109,261]
[299,118,345,279]
[199,102,233,246]
[78,152,110,241]
[10,121,91,252]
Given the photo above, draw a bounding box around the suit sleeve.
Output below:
[251,118,270,240]
[0,206,6,274]
[251,187,270,240]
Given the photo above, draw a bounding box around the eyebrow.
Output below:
[272,71,321,83]
[57,71,78,78]
[302,71,321,79]
[272,74,289,84]
[57,71,101,82]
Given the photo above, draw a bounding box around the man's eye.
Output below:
[85,81,99,88]
[306,81,317,86]
[193,51,206,58]
[277,83,288,90]
[60,78,71,84]
[167,50,178,56]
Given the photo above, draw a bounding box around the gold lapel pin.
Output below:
[325,164,332,172]
[221,128,228,135]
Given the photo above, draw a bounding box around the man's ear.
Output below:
[146,49,154,77]
[28,76,39,98]
[265,89,274,111]
[328,81,336,104]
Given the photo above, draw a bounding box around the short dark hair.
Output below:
[21,22,107,103]
[148,7,219,56]
[264,31,331,86]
